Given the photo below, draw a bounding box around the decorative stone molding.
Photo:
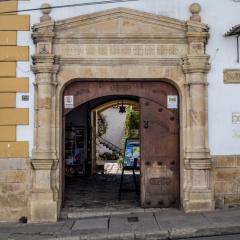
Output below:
[190,3,202,22]
[40,3,52,22]
[224,69,240,83]
[31,159,54,170]
[32,21,55,44]
[180,3,214,212]
[183,55,211,74]
[30,4,214,222]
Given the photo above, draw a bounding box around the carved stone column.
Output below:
[182,3,215,212]
[29,5,60,222]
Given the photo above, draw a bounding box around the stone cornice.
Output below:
[32,20,55,33]
[59,57,182,66]
[187,32,209,44]
[32,54,59,64]
[31,159,54,170]
[184,148,212,170]
[32,20,55,44]
[31,55,60,75]
[54,8,187,32]
[186,20,209,33]
[32,32,55,44]
[31,65,59,76]
[182,55,211,74]
[184,159,212,170]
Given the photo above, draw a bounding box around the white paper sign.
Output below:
[64,96,74,108]
[167,95,178,109]
[232,112,240,124]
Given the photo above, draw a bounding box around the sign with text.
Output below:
[167,95,178,109]
[232,112,240,124]
[64,96,74,108]
[123,139,140,168]
[224,69,240,83]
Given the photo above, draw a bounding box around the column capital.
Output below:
[32,20,55,44]
[187,31,209,44]
[183,55,211,74]
[184,159,212,170]
[184,148,212,169]
[31,55,59,75]
[31,159,54,170]
[32,54,59,65]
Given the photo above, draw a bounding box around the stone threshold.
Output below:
[61,207,168,219]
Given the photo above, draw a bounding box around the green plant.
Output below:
[124,106,140,138]
[121,106,140,151]
[97,113,108,137]
[117,157,124,168]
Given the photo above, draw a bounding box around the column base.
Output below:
[28,195,58,223]
[183,189,215,213]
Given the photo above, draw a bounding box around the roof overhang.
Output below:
[225,24,240,37]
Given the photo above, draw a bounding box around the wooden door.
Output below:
[140,95,179,208]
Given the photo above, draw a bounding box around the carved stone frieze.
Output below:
[54,44,187,59]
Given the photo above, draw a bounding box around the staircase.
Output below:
[97,136,122,156]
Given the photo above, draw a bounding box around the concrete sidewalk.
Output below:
[1,208,240,240]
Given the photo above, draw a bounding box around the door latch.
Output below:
[143,120,149,129]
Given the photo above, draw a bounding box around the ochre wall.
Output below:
[213,155,240,208]
[0,0,29,222]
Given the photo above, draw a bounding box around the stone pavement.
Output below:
[64,172,140,213]
[2,208,240,240]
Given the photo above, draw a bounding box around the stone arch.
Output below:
[30,5,214,222]
[62,79,180,207]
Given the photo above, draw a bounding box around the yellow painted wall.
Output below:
[0,1,17,14]
[0,141,29,158]
[0,32,17,45]
[0,126,16,141]
[0,109,29,125]
[0,78,29,92]
[0,46,29,61]
[0,0,30,158]
[0,62,16,76]
[0,93,16,108]
[0,15,30,30]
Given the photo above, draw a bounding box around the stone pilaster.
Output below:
[29,5,60,222]
[182,3,215,212]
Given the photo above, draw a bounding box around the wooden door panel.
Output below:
[140,91,179,208]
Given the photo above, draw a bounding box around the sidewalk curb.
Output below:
[49,225,240,240]
[170,226,240,239]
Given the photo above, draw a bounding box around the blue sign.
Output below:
[123,139,140,168]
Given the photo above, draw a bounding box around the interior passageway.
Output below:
[62,96,141,214]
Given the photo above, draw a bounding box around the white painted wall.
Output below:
[17,0,240,155]
[102,108,126,148]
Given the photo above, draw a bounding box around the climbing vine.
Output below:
[97,113,108,137]
[121,106,140,149]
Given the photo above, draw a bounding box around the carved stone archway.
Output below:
[30,4,214,222]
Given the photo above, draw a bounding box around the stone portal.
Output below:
[30,4,214,222]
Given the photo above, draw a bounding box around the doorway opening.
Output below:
[61,80,180,217]
[63,95,141,213]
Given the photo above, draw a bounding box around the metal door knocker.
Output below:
[143,120,149,128]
